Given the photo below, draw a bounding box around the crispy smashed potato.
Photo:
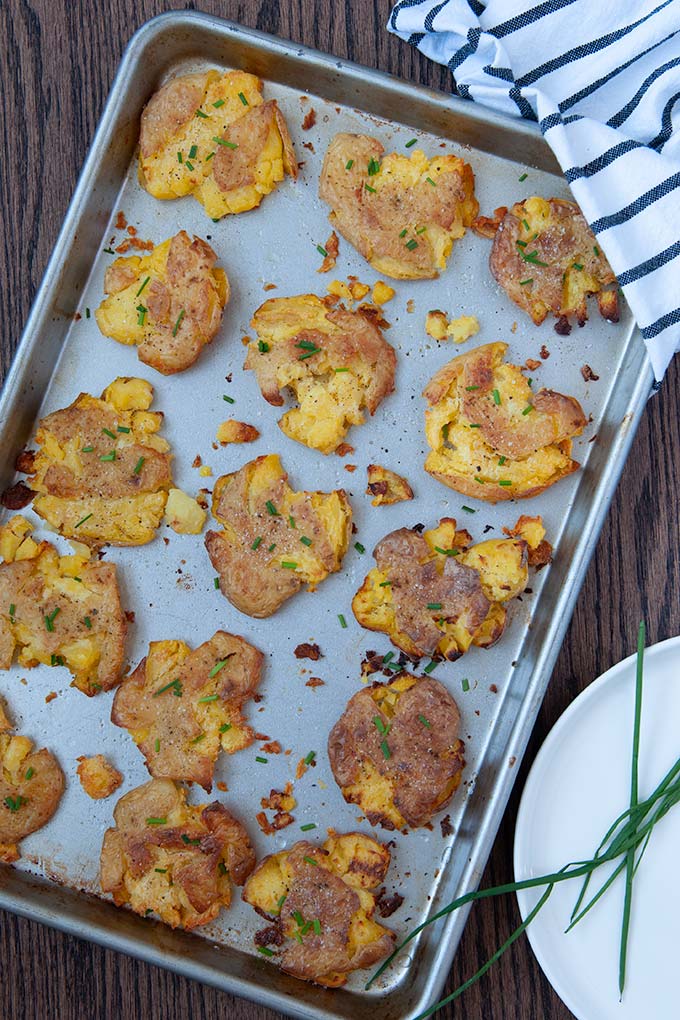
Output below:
[0,516,126,695]
[319,133,478,279]
[205,454,352,618]
[111,631,263,791]
[0,728,65,862]
[95,231,229,374]
[489,197,619,328]
[216,419,260,445]
[76,755,123,799]
[245,295,396,454]
[164,488,206,534]
[424,342,587,502]
[425,310,480,344]
[139,69,297,219]
[366,465,413,506]
[100,778,255,929]
[21,377,172,546]
[372,281,396,305]
[243,832,394,985]
[329,673,464,830]
[352,516,550,660]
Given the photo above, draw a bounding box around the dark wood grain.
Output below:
[1,2,678,1018]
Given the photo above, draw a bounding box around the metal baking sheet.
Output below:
[0,11,652,1020]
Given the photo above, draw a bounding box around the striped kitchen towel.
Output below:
[389,0,680,382]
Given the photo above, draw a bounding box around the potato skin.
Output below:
[319,133,478,279]
[205,453,352,618]
[245,294,396,454]
[111,631,263,791]
[0,732,65,861]
[242,832,394,985]
[100,778,255,930]
[490,197,618,327]
[328,673,465,830]
[96,231,228,375]
[76,755,123,800]
[424,341,587,502]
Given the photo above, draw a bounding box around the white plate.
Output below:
[514,635,680,1020]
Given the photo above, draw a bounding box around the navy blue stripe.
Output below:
[448,26,481,72]
[424,0,450,32]
[608,56,680,128]
[467,0,485,15]
[540,112,563,132]
[590,172,680,233]
[641,306,680,339]
[484,65,515,81]
[407,31,426,46]
[490,0,580,41]
[564,139,646,182]
[390,0,430,30]
[558,31,677,113]
[617,238,680,287]
[457,82,472,100]
[649,90,680,149]
[509,85,536,120]
[515,0,675,87]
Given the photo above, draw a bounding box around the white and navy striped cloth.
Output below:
[389,0,680,382]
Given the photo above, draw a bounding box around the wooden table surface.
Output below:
[1,2,678,1018]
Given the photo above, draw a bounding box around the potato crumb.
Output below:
[216,781,228,792]
[366,464,413,506]
[406,299,415,313]
[327,279,352,301]
[372,281,396,305]
[164,488,207,534]
[45,692,57,704]
[199,465,213,477]
[216,420,260,445]
[263,282,277,291]
[318,231,339,273]
[425,310,479,344]
[76,754,123,799]
[349,281,370,301]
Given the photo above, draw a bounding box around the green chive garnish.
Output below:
[418,715,431,728]
[237,93,248,106]
[84,616,92,629]
[367,157,380,176]
[258,340,269,353]
[185,160,194,171]
[379,580,392,587]
[365,184,377,193]
[522,404,533,415]
[213,136,238,148]
[213,577,220,589]
[188,144,198,159]
[281,561,297,570]
[304,751,316,764]
[154,739,160,752]
[424,661,438,674]
[303,856,318,866]
[573,262,584,270]
[172,309,185,336]
[594,245,600,256]
[354,542,365,554]
[252,536,263,550]
[462,677,470,692]
[399,228,408,238]
[85,307,90,318]
[465,385,480,391]
[209,658,231,678]
[300,823,317,831]
[213,98,226,108]
[44,607,60,632]
[373,716,388,735]
[405,138,417,147]
[405,239,418,251]
[518,172,528,181]
[256,756,268,764]
[345,159,354,170]
[425,176,436,186]
[288,515,296,528]
[195,109,209,118]
[380,739,391,759]
[103,247,115,254]
[198,694,219,703]
[427,603,442,610]
[146,817,167,825]
[133,457,144,475]
[499,480,512,487]
[116,425,130,433]
[316,244,328,257]
[338,614,347,628]
[136,304,147,326]
[434,547,458,556]
[265,500,278,515]
[223,394,235,404]
[99,451,116,462]
[25,767,34,780]
[300,536,312,547]
[81,446,94,453]
[498,455,507,465]
[520,278,533,285]
[461,505,476,514]
[177,151,183,163]
[268,543,276,552]
[153,678,182,697]
[312,919,322,935]
[135,275,151,298]
[191,733,206,744]
[219,723,232,733]
[258,946,275,957]
[492,389,501,405]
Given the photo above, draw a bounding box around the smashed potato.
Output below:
[76,755,123,799]
[112,631,263,791]
[0,516,126,695]
[164,488,206,534]
[0,726,65,862]
[329,673,465,829]
[489,197,619,328]
[20,377,173,546]
[245,295,396,454]
[205,454,352,618]
[352,516,551,661]
[243,832,394,985]
[139,69,297,219]
[319,133,478,279]
[100,778,255,929]
[366,465,413,506]
[424,342,587,502]
[95,231,229,374]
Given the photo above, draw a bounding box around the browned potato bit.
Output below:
[100,778,255,929]
[0,516,126,696]
[216,419,260,445]
[96,231,229,375]
[366,464,413,506]
[205,454,352,618]
[20,377,173,546]
[243,832,394,985]
[328,673,465,830]
[245,295,396,454]
[139,70,297,220]
[489,197,618,329]
[112,631,263,791]
[352,516,551,660]
[319,133,478,279]
[424,342,587,502]
[76,755,123,799]
[0,726,65,862]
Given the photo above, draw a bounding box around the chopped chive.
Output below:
[222,394,235,404]
[300,536,312,547]
[462,677,470,692]
[418,714,432,729]
[427,602,443,610]
[185,160,194,171]
[198,694,219,703]
[103,247,115,254]
[316,244,328,257]
[146,817,167,825]
[522,404,533,415]
[177,151,183,163]
[425,176,436,186]
[365,183,377,193]
[265,500,279,515]
[83,615,92,629]
[154,738,160,752]
[367,157,381,176]
[345,159,354,170]
[516,240,528,248]
[277,894,287,909]
[154,868,168,874]
[522,219,530,231]
[292,910,304,926]
[81,445,94,453]
[25,767,35,780]
[44,607,60,632]
[181,834,201,845]
[213,577,220,589]
[399,228,408,238]
[519,278,533,286]
[416,225,427,234]
[354,542,365,554]
[256,756,268,763]
[188,144,198,159]
[405,239,418,251]
[191,733,206,744]
[172,309,185,336]
[475,477,485,485]
[9,603,16,621]
[434,546,459,557]
[257,339,270,353]
[334,367,350,373]
[205,151,215,161]
[133,456,145,475]
[499,480,513,486]
[380,739,391,760]
[237,93,248,106]
[382,652,395,664]
[520,250,548,267]
[312,918,322,935]
[153,678,182,697]
[373,716,388,735]
[461,505,476,514]
[3,796,25,813]
[465,385,480,391]
[257,946,275,957]
[288,515,296,528]
[195,109,209,118]
[50,654,64,666]
[252,536,263,550]
[72,577,82,582]
[338,614,347,628]
[209,658,231,678]
[498,455,507,465]
[296,338,320,351]
[99,451,116,462]
[300,823,317,831]
[492,389,501,405]
[405,138,417,147]
[213,136,238,148]
[268,543,276,553]
[116,425,131,433]
[424,660,438,674]
[379,580,392,587]
[219,723,232,733]
[594,245,600,256]
[136,304,147,326]
[573,262,584,270]
[85,307,90,318]
[135,276,151,298]
[281,561,298,570]
[518,172,528,181]
[469,423,481,428]
[304,751,316,764]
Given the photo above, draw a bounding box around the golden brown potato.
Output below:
[139,70,297,220]
[0,728,65,862]
[352,516,550,661]
[216,419,260,445]
[111,631,264,791]
[423,342,587,502]
[328,673,465,830]
[319,133,478,279]
[163,488,206,534]
[0,516,126,696]
[76,755,123,799]
[242,832,394,985]
[425,310,480,344]
[366,464,413,506]
[21,377,173,546]
[489,197,619,328]
[100,778,255,929]
[244,295,396,454]
[95,231,229,374]
[205,454,352,618]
